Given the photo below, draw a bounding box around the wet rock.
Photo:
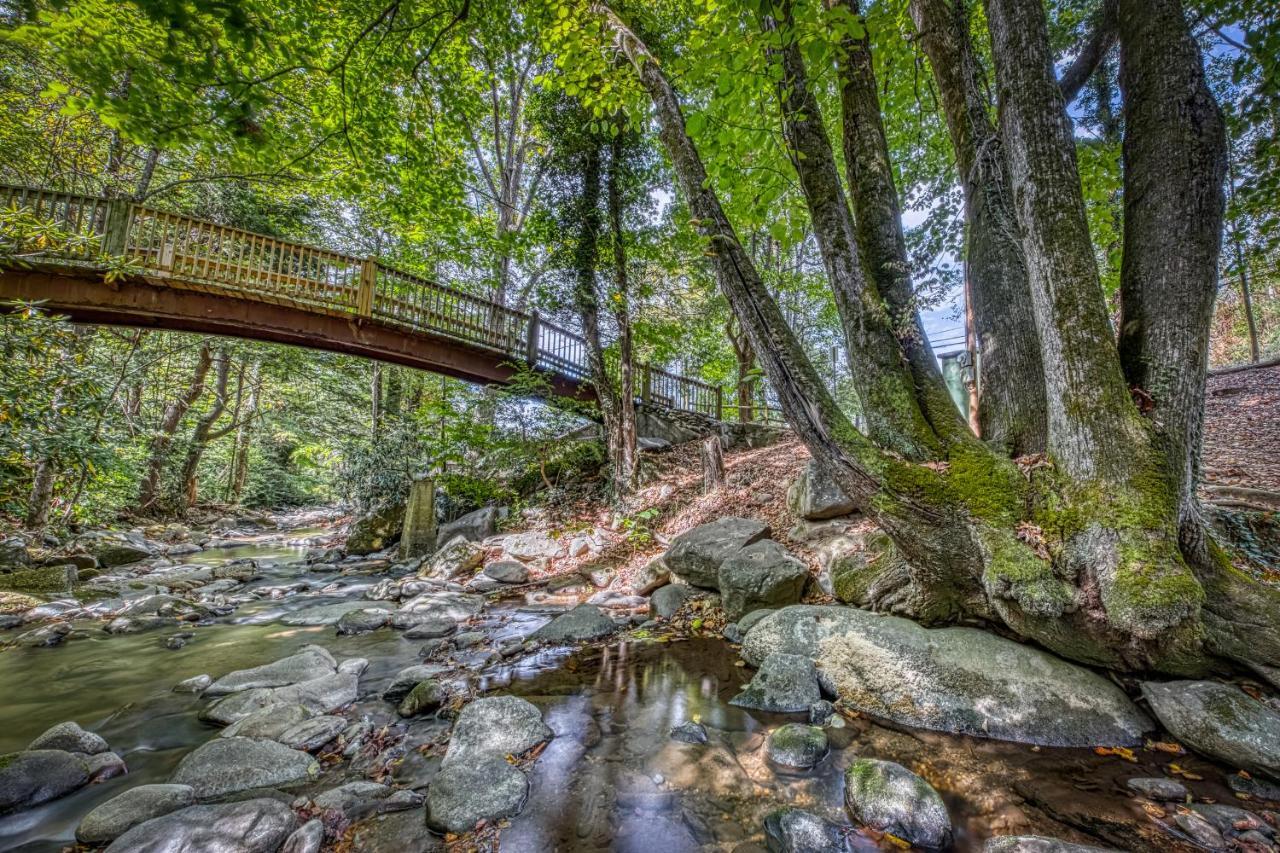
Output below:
[651,584,691,619]
[765,724,828,770]
[336,607,392,635]
[453,630,485,648]
[444,695,552,766]
[397,680,446,718]
[425,757,529,834]
[808,700,837,726]
[105,798,299,853]
[718,540,807,621]
[221,703,314,740]
[437,506,499,546]
[1174,811,1226,849]
[86,751,127,781]
[730,652,821,713]
[205,645,336,696]
[503,531,563,562]
[763,807,850,853]
[723,623,743,644]
[665,517,771,588]
[396,590,483,623]
[165,635,188,650]
[10,621,73,647]
[743,606,1152,746]
[484,560,528,584]
[278,715,348,751]
[281,819,324,853]
[281,601,382,626]
[346,504,405,556]
[420,537,485,580]
[346,809,445,852]
[83,532,154,567]
[174,674,211,693]
[106,615,173,634]
[382,664,450,703]
[170,736,319,799]
[0,749,89,813]
[670,721,709,745]
[308,781,422,823]
[984,838,1120,853]
[28,721,108,754]
[531,605,617,643]
[1188,803,1274,840]
[787,461,858,521]
[401,617,458,639]
[844,758,952,850]
[201,670,359,725]
[76,784,196,844]
[1125,777,1189,801]
[1228,772,1280,801]
[1141,680,1280,779]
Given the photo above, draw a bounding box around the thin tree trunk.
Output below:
[607,132,638,496]
[229,361,262,504]
[1057,0,1119,105]
[177,348,232,509]
[909,0,1048,456]
[370,361,383,440]
[138,341,212,512]
[701,435,725,492]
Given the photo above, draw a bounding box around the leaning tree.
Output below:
[543,0,1279,676]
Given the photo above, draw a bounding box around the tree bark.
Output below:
[229,361,261,504]
[701,435,725,491]
[138,342,212,512]
[909,0,1048,456]
[607,132,639,496]
[177,348,232,509]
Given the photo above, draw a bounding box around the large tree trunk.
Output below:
[138,342,213,513]
[908,0,1048,456]
[1115,0,1227,560]
[177,348,232,509]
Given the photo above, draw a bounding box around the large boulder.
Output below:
[77,784,196,844]
[844,758,951,850]
[104,798,299,853]
[335,607,392,635]
[28,721,108,754]
[201,670,359,726]
[1141,680,1280,779]
[742,606,1152,746]
[0,749,89,814]
[82,532,154,567]
[787,461,857,520]
[531,605,618,643]
[395,590,483,624]
[425,758,530,834]
[437,506,500,546]
[204,646,336,696]
[665,518,771,588]
[718,540,807,621]
[443,695,553,766]
[169,737,319,799]
[730,651,822,713]
[419,537,485,580]
[346,503,405,556]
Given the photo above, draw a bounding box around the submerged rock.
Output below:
[104,798,299,853]
[844,758,951,850]
[670,721,709,745]
[1141,680,1280,779]
[28,721,108,755]
[763,807,850,853]
[76,784,196,844]
[665,517,771,588]
[169,736,319,798]
[0,749,89,814]
[765,724,828,770]
[742,606,1152,746]
[717,539,807,621]
[531,605,617,643]
[730,652,821,713]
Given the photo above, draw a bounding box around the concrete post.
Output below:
[399,475,437,560]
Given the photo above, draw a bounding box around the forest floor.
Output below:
[1203,361,1280,495]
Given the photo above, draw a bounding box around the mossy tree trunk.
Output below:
[595,0,1280,676]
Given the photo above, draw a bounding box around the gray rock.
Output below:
[281,601,381,626]
[502,531,562,561]
[1125,777,1189,801]
[397,680,446,718]
[204,646,336,696]
[766,723,828,770]
[396,590,484,623]
[650,584,691,619]
[1188,803,1274,840]
[718,540,807,621]
[1174,812,1226,849]
[483,560,528,584]
[86,751,127,781]
[278,715,348,751]
[105,798,299,853]
[345,809,445,852]
[85,533,154,567]
[335,607,392,635]
[0,537,32,567]
[531,605,617,643]
[743,606,1153,746]
[809,700,837,726]
[787,461,857,521]
[346,504,405,556]
[308,781,422,823]
[383,664,450,703]
[984,838,1120,853]
[670,721,709,745]
[443,695,552,766]
[76,784,196,844]
[426,757,529,834]
[420,537,485,580]
[0,750,89,813]
[281,819,324,853]
[28,721,108,755]
[169,736,319,799]
[635,558,671,595]
[1141,680,1280,779]
[1227,772,1280,801]
[730,652,821,713]
[437,506,499,546]
[201,671,359,725]
[453,630,486,648]
[665,517,771,588]
[175,674,212,693]
[221,704,314,740]
[763,808,850,853]
[401,618,458,639]
[738,608,775,633]
[844,758,951,850]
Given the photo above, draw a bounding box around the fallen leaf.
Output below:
[1142,802,1167,819]
[1146,740,1186,755]
[1095,746,1138,762]
[1167,763,1204,780]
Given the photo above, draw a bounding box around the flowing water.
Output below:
[0,534,1263,852]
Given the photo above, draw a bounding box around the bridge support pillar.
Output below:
[399,475,437,560]
[101,200,133,257]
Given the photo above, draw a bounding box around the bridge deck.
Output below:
[0,184,724,418]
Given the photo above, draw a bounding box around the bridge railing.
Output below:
[0,182,793,424]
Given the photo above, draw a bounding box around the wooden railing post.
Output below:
[356,258,377,317]
[715,386,723,421]
[101,200,132,257]
[526,311,540,366]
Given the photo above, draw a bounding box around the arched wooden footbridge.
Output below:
[0,184,727,417]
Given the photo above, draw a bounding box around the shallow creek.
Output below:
[0,537,1256,852]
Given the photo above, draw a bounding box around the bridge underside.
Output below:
[0,268,594,402]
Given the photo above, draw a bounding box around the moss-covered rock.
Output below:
[0,565,76,596]
[346,503,405,556]
[844,758,952,849]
